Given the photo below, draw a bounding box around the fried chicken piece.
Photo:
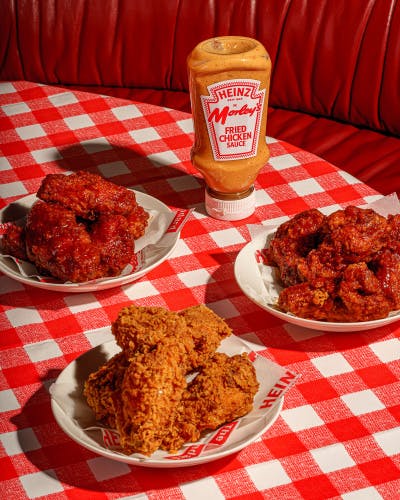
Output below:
[125,205,149,240]
[25,201,105,282]
[337,262,391,321]
[279,262,391,322]
[320,206,390,263]
[112,305,231,372]
[267,209,325,286]
[278,282,335,321]
[37,170,138,220]
[387,214,400,253]
[112,346,187,456]
[83,351,130,429]
[373,250,400,309]
[162,352,259,453]
[90,214,135,276]
[297,248,344,290]
[178,304,232,369]
[1,223,27,260]
[266,205,400,322]
[2,172,149,282]
[84,305,257,456]
[111,305,193,370]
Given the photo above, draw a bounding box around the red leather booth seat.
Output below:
[1,0,399,196]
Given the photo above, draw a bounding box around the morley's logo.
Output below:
[201,79,265,161]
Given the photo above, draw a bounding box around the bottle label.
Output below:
[201,79,265,161]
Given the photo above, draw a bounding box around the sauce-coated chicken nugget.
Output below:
[266,208,325,287]
[1,223,27,260]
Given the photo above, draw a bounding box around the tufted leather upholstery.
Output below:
[1,0,399,195]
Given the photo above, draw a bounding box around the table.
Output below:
[1,81,399,499]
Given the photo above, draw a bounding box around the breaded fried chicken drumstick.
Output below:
[112,346,187,456]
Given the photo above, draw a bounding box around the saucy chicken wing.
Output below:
[266,208,325,286]
[37,170,138,219]
[1,223,27,260]
[372,250,400,310]
[319,206,390,263]
[25,201,104,282]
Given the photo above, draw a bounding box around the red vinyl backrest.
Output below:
[1,0,399,136]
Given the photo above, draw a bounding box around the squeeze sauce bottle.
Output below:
[187,36,271,220]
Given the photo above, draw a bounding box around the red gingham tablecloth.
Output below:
[0,81,399,499]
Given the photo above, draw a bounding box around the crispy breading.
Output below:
[83,351,130,429]
[162,352,259,453]
[112,304,231,372]
[178,304,232,369]
[112,347,187,456]
[111,305,193,370]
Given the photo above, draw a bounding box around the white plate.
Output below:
[0,191,179,292]
[51,335,284,468]
[234,232,400,332]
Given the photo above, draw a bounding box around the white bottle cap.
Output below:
[205,188,256,221]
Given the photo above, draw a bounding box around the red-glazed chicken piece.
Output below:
[25,201,105,282]
[266,208,325,286]
[2,171,150,282]
[90,214,135,277]
[268,205,400,322]
[1,224,27,260]
[37,170,139,219]
[319,205,390,263]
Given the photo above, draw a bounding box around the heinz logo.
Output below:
[166,444,206,460]
[259,370,298,409]
[209,420,238,445]
[255,248,270,264]
[102,428,121,448]
[166,209,190,233]
[201,79,265,161]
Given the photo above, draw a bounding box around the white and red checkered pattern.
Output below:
[1,81,399,499]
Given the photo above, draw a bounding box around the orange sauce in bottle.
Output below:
[187,36,271,220]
